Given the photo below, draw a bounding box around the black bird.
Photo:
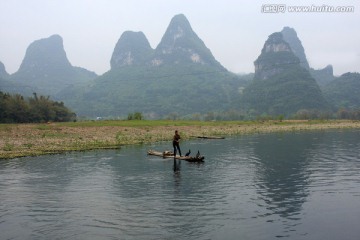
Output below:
[196,150,200,158]
[185,149,191,157]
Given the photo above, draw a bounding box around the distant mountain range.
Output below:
[0,14,359,118]
[57,14,243,117]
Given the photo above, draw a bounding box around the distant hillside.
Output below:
[0,61,9,79]
[0,77,28,95]
[58,14,243,117]
[310,65,335,88]
[61,65,241,117]
[9,35,97,96]
[323,72,360,109]
[241,32,330,116]
[0,61,32,95]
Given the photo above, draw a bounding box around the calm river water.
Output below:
[1,130,360,240]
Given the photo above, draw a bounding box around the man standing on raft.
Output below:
[173,130,182,157]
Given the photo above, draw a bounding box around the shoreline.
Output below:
[1,120,359,159]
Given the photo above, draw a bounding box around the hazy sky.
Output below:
[0,0,359,76]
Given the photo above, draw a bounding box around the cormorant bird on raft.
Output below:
[196,150,201,158]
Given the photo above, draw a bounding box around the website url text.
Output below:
[261,4,355,13]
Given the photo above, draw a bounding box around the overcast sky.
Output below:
[0,0,359,76]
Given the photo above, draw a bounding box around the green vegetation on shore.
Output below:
[0,92,75,123]
[1,120,360,159]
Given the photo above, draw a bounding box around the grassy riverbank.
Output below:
[1,120,359,159]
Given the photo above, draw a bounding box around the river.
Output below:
[1,130,359,239]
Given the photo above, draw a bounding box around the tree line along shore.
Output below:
[1,120,359,159]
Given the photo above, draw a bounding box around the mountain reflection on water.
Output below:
[252,132,316,218]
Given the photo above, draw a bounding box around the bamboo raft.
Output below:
[147,150,205,162]
[191,136,225,139]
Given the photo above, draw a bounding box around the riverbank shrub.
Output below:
[0,92,76,123]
